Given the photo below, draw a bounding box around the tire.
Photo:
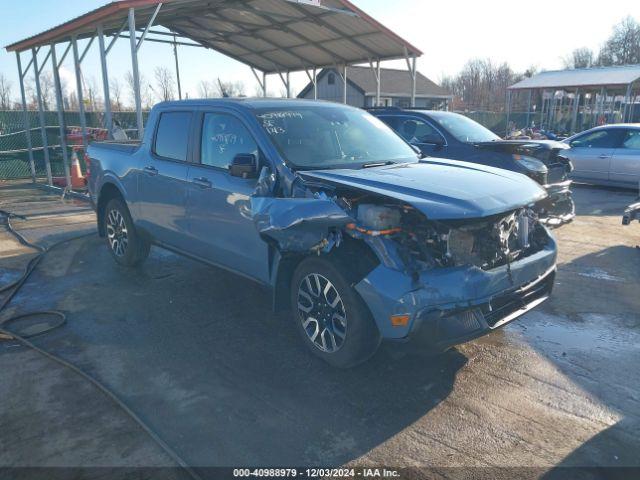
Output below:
[290,256,381,368]
[103,197,150,267]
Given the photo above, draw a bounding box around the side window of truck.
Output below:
[153,111,192,161]
[200,113,259,169]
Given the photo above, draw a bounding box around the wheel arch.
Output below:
[271,236,380,313]
[96,182,126,237]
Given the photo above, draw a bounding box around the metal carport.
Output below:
[5,0,423,189]
[506,65,640,136]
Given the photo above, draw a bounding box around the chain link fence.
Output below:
[0,110,147,180]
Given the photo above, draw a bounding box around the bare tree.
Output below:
[597,16,640,66]
[198,80,216,98]
[125,70,154,109]
[39,72,55,110]
[563,47,595,69]
[215,79,246,98]
[0,73,12,110]
[110,77,124,111]
[440,58,522,112]
[154,66,176,102]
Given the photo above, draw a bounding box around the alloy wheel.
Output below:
[106,209,128,257]
[297,273,347,353]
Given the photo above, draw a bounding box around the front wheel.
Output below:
[291,257,381,368]
[104,198,150,267]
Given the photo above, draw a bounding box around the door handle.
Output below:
[143,165,158,175]
[599,154,611,159]
[192,177,212,189]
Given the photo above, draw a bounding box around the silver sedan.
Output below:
[564,124,640,189]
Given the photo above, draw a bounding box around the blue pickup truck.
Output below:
[87,99,557,368]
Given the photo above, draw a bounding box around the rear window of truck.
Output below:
[154,112,192,161]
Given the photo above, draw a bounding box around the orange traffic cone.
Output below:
[69,148,86,189]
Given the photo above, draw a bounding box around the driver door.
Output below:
[185,110,269,283]
[567,128,624,182]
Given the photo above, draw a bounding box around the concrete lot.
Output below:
[0,181,639,478]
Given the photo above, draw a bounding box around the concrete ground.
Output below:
[0,181,639,479]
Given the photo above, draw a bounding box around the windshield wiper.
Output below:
[362,161,395,169]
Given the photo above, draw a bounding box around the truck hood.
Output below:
[299,159,547,220]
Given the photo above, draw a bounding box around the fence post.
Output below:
[15,52,36,182]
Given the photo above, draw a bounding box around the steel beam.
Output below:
[71,36,89,153]
[137,3,163,52]
[505,89,512,137]
[32,48,52,185]
[97,25,113,138]
[571,89,580,133]
[343,65,348,104]
[128,8,144,137]
[16,52,36,182]
[50,43,72,189]
[173,35,182,100]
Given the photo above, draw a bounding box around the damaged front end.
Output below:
[252,165,557,350]
[477,140,576,227]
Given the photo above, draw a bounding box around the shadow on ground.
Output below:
[3,234,466,468]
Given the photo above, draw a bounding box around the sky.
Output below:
[0,0,639,106]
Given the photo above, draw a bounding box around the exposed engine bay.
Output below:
[338,194,549,274]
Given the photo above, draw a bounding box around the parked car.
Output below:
[563,124,640,189]
[370,108,575,226]
[87,99,557,368]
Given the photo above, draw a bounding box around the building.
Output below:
[298,66,452,109]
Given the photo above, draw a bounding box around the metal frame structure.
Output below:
[6,0,422,187]
[506,66,640,136]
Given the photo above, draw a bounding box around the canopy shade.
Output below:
[509,64,640,91]
[5,0,423,73]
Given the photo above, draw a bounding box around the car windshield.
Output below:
[254,105,419,170]
[430,113,500,143]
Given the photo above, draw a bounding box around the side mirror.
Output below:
[229,153,258,179]
[421,133,445,146]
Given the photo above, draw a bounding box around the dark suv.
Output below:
[371,108,575,226]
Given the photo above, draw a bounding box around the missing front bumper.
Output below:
[411,267,555,350]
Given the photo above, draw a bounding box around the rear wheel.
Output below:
[104,198,150,267]
[291,257,381,368]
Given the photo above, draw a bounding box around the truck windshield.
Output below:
[254,106,419,170]
[429,112,500,143]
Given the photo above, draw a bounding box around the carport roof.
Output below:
[4,0,423,73]
[508,64,640,90]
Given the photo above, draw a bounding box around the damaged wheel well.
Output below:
[272,236,380,313]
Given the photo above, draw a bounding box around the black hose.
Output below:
[0,209,202,480]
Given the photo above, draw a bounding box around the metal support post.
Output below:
[97,25,113,138]
[263,72,267,97]
[50,43,72,189]
[173,35,182,100]
[505,90,512,137]
[32,48,52,185]
[369,59,381,106]
[571,89,580,133]
[16,52,36,182]
[343,65,348,104]
[128,8,144,137]
[71,36,89,153]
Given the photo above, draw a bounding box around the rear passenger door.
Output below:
[609,129,640,186]
[185,110,270,283]
[137,110,193,249]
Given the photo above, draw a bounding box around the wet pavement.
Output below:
[0,181,639,478]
